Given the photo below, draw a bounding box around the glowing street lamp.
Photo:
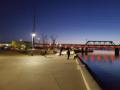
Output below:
[32,33,36,49]
[32,33,36,37]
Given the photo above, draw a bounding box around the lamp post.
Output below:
[32,33,36,50]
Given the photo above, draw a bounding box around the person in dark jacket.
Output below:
[59,47,63,56]
[67,48,70,60]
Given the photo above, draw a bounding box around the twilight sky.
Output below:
[0,0,120,43]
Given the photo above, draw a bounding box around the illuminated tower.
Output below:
[31,7,36,49]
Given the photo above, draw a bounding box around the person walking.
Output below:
[67,48,70,60]
[59,47,63,56]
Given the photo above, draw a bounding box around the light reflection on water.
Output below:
[79,54,120,90]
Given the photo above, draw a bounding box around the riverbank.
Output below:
[76,57,101,90]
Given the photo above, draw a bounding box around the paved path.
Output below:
[0,55,87,90]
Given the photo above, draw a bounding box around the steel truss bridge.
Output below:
[59,41,120,56]
[60,41,120,49]
[35,41,120,56]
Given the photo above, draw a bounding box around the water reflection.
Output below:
[80,55,120,63]
[79,54,120,90]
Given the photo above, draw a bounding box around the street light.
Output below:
[32,33,36,50]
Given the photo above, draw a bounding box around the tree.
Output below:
[11,41,30,50]
[50,35,58,48]
[41,34,48,48]
[11,41,21,49]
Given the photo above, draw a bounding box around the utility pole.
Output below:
[31,6,36,50]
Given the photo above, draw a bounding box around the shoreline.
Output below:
[76,57,101,90]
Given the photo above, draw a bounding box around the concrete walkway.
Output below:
[0,55,87,90]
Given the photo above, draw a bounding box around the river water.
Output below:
[79,54,120,90]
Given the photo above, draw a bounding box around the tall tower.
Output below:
[31,7,36,49]
[33,7,36,34]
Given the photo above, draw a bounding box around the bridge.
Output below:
[59,41,120,48]
[35,41,120,49]
[63,41,120,56]
[35,41,120,56]
[59,41,120,56]
[86,41,115,45]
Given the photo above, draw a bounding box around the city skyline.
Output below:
[0,0,120,44]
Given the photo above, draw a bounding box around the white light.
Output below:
[19,39,23,42]
[32,33,36,37]
[59,44,62,47]
[6,44,9,46]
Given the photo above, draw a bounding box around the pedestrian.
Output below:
[59,47,63,56]
[67,48,70,60]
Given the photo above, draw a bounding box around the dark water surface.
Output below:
[79,54,120,90]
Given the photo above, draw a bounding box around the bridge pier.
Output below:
[81,48,84,55]
[115,48,119,56]
[81,47,88,55]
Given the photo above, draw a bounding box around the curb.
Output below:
[76,58,101,90]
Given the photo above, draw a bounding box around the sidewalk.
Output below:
[0,55,87,90]
[43,55,87,90]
